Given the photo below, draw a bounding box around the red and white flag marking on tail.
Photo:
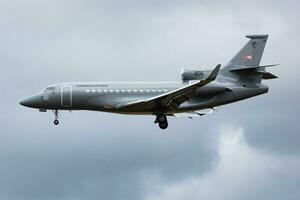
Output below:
[242,54,253,61]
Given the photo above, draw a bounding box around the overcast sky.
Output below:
[1,0,300,199]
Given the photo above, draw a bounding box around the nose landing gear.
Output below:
[155,114,168,129]
[54,119,59,125]
[53,110,59,125]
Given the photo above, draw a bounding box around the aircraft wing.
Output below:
[118,64,221,111]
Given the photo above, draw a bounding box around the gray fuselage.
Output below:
[20,77,268,115]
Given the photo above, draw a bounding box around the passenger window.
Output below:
[43,94,49,101]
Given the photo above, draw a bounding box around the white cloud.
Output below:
[142,126,300,200]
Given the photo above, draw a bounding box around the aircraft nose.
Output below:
[20,99,26,106]
[20,95,41,108]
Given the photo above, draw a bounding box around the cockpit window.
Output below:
[43,87,56,93]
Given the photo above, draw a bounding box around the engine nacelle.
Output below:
[181,68,213,81]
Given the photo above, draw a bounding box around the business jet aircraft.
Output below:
[20,34,277,129]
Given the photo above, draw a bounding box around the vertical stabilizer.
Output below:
[224,34,268,69]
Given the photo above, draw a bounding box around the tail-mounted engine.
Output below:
[181,68,213,81]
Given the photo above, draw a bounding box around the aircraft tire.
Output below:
[54,119,59,125]
[159,122,168,129]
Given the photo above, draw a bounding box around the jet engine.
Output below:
[181,68,213,81]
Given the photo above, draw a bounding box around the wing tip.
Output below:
[208,64,221,80]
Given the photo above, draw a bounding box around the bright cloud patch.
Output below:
[142,126,300,200]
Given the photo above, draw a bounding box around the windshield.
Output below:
[43,86,56,93]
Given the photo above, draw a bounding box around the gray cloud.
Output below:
[142,127,300,200]
[1,0,300,199]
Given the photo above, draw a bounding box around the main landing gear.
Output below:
[53,110,59,125]
[155,114,168,129]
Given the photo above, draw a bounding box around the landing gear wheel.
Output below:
[159,122,168,129]
[154,113,168,129]
[54,119,59,125]
[157,115,167,123]
[52,110,60,125]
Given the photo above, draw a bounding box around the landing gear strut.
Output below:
[53,110,59,125]
[155,114,168,129]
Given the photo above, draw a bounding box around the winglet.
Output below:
[207,64,221,81]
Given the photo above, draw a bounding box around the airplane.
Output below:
[20,34,277,129]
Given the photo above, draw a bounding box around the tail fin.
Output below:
[222,34,278,84]
[224,34,268,69]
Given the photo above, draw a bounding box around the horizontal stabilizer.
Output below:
[229,64,279,71]
[246,34,269,39]
[255,70,278,79]
[228,63,278,80]
[262,72,278,79]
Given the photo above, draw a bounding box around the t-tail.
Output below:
[222,34,278,83]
